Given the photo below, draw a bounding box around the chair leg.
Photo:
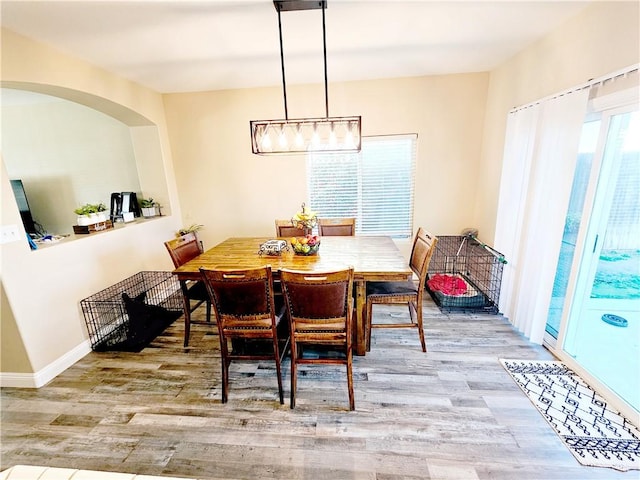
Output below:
[290,341,298,409]
[366,299,373,352]
[346,347,355,411]
[273,335,284,405]
[219,337,230,403]
[184,314,191,348]
[413,300,426,353]
[205,300,212,323]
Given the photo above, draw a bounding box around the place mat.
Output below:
[500,359,640,471]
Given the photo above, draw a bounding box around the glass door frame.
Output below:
[564,108,636,351]
[543,97,639,422]
[543,116,603,346]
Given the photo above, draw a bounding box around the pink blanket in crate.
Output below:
[427,274,468,296]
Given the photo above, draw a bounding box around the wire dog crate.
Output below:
[80,271,183,351]
[426,235,507,313]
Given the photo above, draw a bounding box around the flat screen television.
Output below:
[10,179,38,235]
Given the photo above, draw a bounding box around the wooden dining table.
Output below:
[172,236,412,355]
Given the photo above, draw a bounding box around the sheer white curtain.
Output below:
[495,89,590,343]
[494,104,539,333]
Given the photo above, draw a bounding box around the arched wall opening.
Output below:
[1,82,172,237]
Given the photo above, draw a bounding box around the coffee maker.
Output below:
[110,192,140,222]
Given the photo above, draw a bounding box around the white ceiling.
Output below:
[1,0,595,94]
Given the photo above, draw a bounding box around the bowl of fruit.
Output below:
[291,234,321,255]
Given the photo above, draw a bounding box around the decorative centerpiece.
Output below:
[291,202,317,236]
[258,239,289,256]
[290,203,320,254]
[291,234,321,255]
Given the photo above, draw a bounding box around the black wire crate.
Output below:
[80,271,183,351]
[426,235,507,313]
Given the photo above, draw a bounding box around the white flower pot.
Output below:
[77,212,108,225]
[141,207,157,217]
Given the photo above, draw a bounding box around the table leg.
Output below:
[354,280,366,356]
[179,280,191,347]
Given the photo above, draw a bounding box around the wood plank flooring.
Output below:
[1,298,637,479]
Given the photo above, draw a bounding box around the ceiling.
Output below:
[1,0,596,94]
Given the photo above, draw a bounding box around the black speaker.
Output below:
[110,192,141,222]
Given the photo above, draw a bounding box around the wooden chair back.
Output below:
[280,267,355,410]
[409,228,438,284]
[275,219,307,238]
[199,266,284,404]
[201,267,277,333]
[317,218,356,236]
[164,233,203,268]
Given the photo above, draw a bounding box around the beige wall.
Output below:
[475,1,640,244]
[163,73,490,254]
[0,227,33,375]
[0,29,183,383]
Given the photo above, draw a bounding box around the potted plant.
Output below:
[177,224,204,250]
[74,202,108,225]
[139,198,158,217]
[177,223,204,237]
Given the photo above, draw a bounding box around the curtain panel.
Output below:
[495,89,590,344]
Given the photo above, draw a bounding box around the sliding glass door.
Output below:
[546,107,639,413]
[545,119,600,340]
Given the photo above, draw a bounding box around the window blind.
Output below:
[307,134,417,238]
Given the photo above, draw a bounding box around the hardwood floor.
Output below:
[1,298,637,479]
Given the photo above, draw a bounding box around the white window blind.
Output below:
[307,134,417,238]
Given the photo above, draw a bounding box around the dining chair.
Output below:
[280,267,355,410]
[164,233,212,347]
[366,228,438,352]
[317,217,356,236]
[199,266,285,404]
[275,219,307,238]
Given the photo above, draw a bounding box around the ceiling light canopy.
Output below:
[250,0,362,155]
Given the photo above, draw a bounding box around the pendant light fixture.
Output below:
[250,0,361,155]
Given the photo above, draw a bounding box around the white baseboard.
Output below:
[0,339,92,388]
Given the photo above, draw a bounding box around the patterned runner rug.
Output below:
[501,359,640,471]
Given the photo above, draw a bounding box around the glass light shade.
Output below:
[250,116,361,155]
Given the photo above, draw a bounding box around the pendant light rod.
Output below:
[321,2,329,118]
[275,0,329,120]
[276,5,289,120]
